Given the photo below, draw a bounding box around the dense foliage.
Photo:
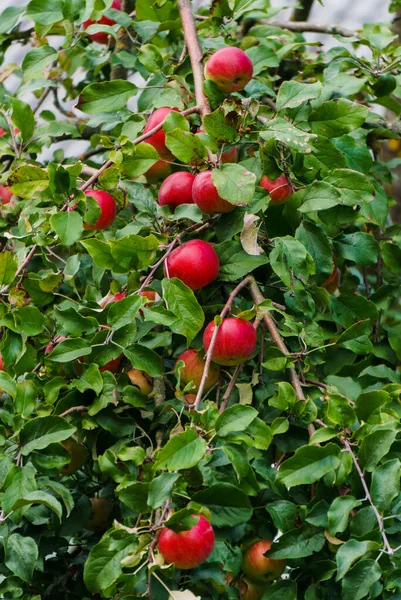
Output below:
[2,0,401,599]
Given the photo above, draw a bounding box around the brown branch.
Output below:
[219,364,243,413]
[266,19,355,38]
[80,105,201,192]
[59,405,87,418]
[193,276,253,411]
[177,0,211,121]
[248,277,315,436]
[291,0,315,23]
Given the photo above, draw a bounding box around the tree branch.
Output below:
[193,275,253,411]
[291,0,315,23]
[219,364,243,412]
[0,244,38,296]
[248,277,315,436]
[265,20,355,38]
[59,405,87,418]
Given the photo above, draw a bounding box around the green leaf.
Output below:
[148,472,181,509]
[269,382,297,410]
[334,232,378,266]
[276,81,322,111]
[10,98,34,143]
[0,6,20,33]
[295,221,333,280]
[297,181,342,213]
[260,117,317,152]
[215,241,268,281]
[54,306,98,337]
[4,534,38,583]
[309,99,368,138]
[107,294,141,331]
[215,405,258,437]
[0,251,18,287]
[203,108,238,143]
[22,46,58,81]
[13,490,63,520]
[84,529,137,594]
[309,427,339,445]
[154,429,207,471]
[358,429,397,472]
[122,143,159,178]
[50,212,84,247]
[341,560,381,600]
[336,540,380,580]
[81,239,123,272]
[165,129,208,164]
[262,580,297,599]
[266,500,299,533]
[26,0,64,25]
[277,444,341,488]
[193,483,253,527]
[117,481,149,512]
[9,166,49,198]
[88,371,117,416]
[328,496,362,535]
[270,236,315,288]
[371,459,401,511]
[46,338,92,362]
[327,394,356,427]
[110,234,160,270]
[20,416,76,455]
[267,525,325,559]
[124,344,162,377]
[0,465,37,517]
[78,80,137,114]
[212,164,256,206]
[324,170,374,207]
[137,44,163,72]
[162,278,204,344]
[354,390,391,422]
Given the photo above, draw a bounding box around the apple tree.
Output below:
[1,0,401,599]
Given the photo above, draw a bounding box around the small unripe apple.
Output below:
[158,514,215,569]
[204,47,253,94]
[192,170,235,214]
[61,439,87,475]
[158,172,196,210]
[323,264,340,294]
[145,158,172,183]
[164,239,220,291]
[0,186,13,205]
[203,318,257,366]
[143,107,179,158]
[83,0,122,45]
[241,540,285,584]
[260,175,293,206]
[128,369,153,395]
[83,189,117,230]
[176,348,220,392]
[85,497,113,531]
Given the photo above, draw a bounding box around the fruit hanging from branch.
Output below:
[241,540,285,584]
[260,174,293,205]
[164,239,220,290]
[158,171,196,209]
[204,47,254,93]
[192,170,235,214]
[176,348,220,392]
[83,190,117,230]
[83,0,122,45]
[157,514,215,569]
[203,317,257,366]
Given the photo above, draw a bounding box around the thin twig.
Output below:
[219,365,243,412]
[59,405,87,418]
[265,19,355,37]
[193,276,253,411]
[0,245,38,295]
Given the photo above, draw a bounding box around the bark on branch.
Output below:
[265,20,355,38]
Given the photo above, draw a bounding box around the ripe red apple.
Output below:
[85,497,113,531]
[158,514,215,569]
[61,439,87,475]
[176,348,220,392]
[323,263,340,294]
[140,290,157,304]
[0,186,12,205]
[158,172,196,210]
[182,393,197,404]
[83,0,122,45]
[204,47,253,93]
[203,317,257,366]
[145,157,172,183]
[192,170,235,214]
[101,291,126,308]
[241,540,285,584]
[164,239,220,290]
[221,145,238,164]
[0,352,5,371]
[143,107,179,158]
[83,190,117,230]
[260,174,293,206]
[128,369,153,395]
[99,355,122,373]
[45,336,67,355]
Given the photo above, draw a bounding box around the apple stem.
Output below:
[193,275,253,411]
[248,277,315,437]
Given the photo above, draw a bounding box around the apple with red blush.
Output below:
[145,157,171,183]
[83,189,117,230]
[192,170,235,214]
[158,514,215,569]
[260,174,293,206]
[143,107,179,159]
[0,186,13,205]
[203,317,257,366]
[164,239,220,291]
[83,0,122,45]
[204,47,253,94]
[176,348,220,392]
[323,263,340,293]
[128,369,153,395]
[241,540,285,584]
[158,172,195,210]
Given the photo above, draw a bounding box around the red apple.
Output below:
[102,291,126,308]
[83,0,122,44]
[0,186,13,205]
[145,158,172,183]
[143,107,179,158]
[192,170,235,214]
[0,128,6,136]
[83,190,116,230]
[203,318,257,366]
[128,369,153,395]
[140,290,157,304]
[99,355,122,373]
[164,239,220,290]
[158,514,215,569]
[176,348,220,392]
[45,336,67,355]
[323,263,340,294]
[221,145,238,164]
[260,174,293,206]
[183,393,197,404]
[0,352,5,371]
[158,172,196,210]
[241,540,285,584]
[204,47,253,94]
